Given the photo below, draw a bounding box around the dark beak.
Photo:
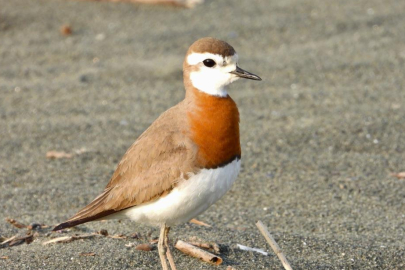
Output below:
[230,66,262,81]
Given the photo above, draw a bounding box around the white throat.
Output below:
[187,52,239,97]
[189,73,228,97]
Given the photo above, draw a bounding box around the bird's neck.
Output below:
[185,86,241,169]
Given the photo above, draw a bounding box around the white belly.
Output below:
[116,159,241,226]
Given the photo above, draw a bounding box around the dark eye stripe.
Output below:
[203,59,216,68]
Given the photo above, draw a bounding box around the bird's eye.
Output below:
[203,59,216,68]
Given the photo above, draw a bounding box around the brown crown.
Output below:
[186,37,236,57]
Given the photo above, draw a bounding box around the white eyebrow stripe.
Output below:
[187,52,238,66]
[187,53,223,65]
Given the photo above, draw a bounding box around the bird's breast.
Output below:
[187,90,241,169]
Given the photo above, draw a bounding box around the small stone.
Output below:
[98,229,108,236]
[135,243,153,251]
[79,75,88,83]
[27,223,41,230]
[60,25,72,36]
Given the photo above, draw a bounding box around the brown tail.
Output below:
[53,210,115,231]
[53,188,118,231]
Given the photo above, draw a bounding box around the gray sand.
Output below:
[1,0,405,269]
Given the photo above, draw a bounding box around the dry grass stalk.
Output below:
[5,218,27,229]
[6,218,49,230]
[107,234,127,239]
[150,238,159,244]
[46,151,73,159]
[236,244,268,256]
[391,172,405,179]
[43,230,127,245]
[175,240,222,265]
[42,233,98,245]
[75,0,203,8]
[42,236,73,245]
[256,220,293,270]
[46,148,88,159]
[0,235,18,245]
[0,234,34,248]
[79,252,96,256]
[189,218,211,227]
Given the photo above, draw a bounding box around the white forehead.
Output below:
[187,52,238,66]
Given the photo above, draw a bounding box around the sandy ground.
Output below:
[1,0,405,269]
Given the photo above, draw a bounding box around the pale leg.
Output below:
[164,226,177,270]
[158,223,169,270]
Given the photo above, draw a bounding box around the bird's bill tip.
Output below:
[230,66,262,81]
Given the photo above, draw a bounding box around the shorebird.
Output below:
[53,37,261,269]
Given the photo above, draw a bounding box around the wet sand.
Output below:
[1,0,405,269]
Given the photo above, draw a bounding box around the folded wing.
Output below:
[54,104,198,231]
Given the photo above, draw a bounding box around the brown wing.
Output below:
[54,103,198,230]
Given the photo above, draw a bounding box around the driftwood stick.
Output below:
[188,241,220,254]
[175,240,222,265]
[256,220,293,270]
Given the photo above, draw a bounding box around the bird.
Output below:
[53,37,261,270]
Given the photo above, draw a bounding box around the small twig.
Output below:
[256,220,293,270]
[175,240,222,265]
[79,252,96,256]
